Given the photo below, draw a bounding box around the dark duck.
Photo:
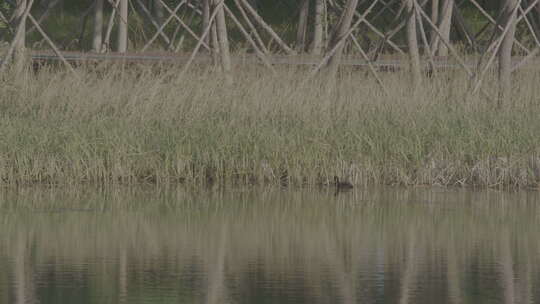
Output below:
[333,176,353,190]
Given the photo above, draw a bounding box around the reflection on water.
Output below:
[0,187,539,304]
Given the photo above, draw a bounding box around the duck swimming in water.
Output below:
[333,176,353,189]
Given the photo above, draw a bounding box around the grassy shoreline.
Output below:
[1,64,540,188]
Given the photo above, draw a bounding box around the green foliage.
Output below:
[4,1,535,53]
[0,2,10,30]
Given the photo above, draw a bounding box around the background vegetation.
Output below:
[0,0,531,52]
[1,65,539,187]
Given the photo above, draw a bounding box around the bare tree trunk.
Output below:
[232,0,268,53]
[438,0,454,56]
[498,0,519,105]
[215,0,232,85]
[103,0,120,52]
[312,0,325,55]
[92,0,104,52]
[203,0,211,45]
[239,0,296,55]
[326,0,360,80]
[453,4,477,50]
[405,0,422,88]
[430,0,439,44]
[24,0,60,37]
[211,22,220,66]
[117,0,128,52]
[296,0,310,52]
[180,1,222,76]
[434,0,454,56]
[153,0,164,25]
[522,0,540,44]
[223,4,274,71]
[12,0,27,72]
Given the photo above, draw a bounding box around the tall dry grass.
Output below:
[1,63,540,187]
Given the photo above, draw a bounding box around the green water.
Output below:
[0,186,539,304]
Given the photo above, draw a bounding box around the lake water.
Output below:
[0,186,539,304]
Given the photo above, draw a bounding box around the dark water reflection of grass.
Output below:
[0,186,539,304]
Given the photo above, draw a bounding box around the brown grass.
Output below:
[1,63,540,188]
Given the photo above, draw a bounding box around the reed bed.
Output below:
[1,64,540,187]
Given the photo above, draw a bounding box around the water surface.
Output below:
[0,186,539,304]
